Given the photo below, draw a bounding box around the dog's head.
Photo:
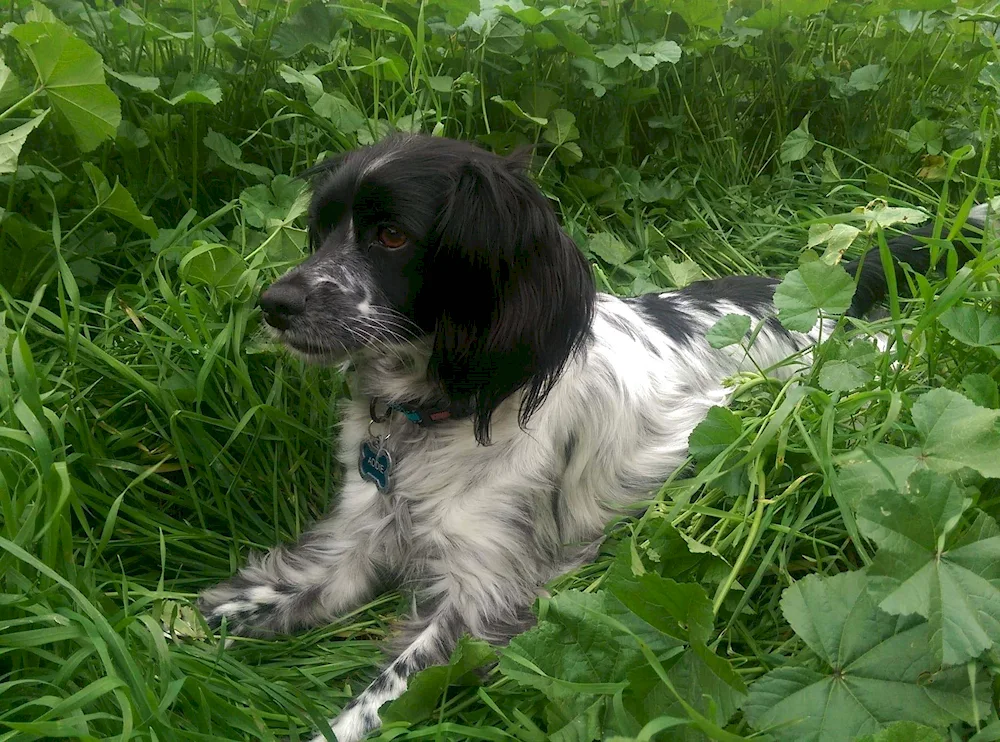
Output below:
[259,135,595,443]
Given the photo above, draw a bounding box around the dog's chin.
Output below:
[287,345,352,368]
[265,328,353,368]
[265,323,430,377]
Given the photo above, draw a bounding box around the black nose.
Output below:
[259,281,307,330]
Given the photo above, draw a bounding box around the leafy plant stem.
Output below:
[713,456,766,615]
[0,88,42,126]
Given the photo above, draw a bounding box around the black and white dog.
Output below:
[198,135,988,741]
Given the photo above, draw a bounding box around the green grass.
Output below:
[3,0,1000,740]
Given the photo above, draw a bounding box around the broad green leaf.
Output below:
[383,638,494,724]
[860,470,1000,666]
[636,522,731,585]
[743,0,827,28]
[549,697,606,742]
[279,64,325,101]
[858,205,929,229]
[773,260,855,333]
[11,22,121,151]
[857,471,968,558]
[427,75,454,93]
[636,178,683,204]
[705,313,751,349]
[69,258,100,287]
[0,110,48,175]
[348,48,408,84]
[836,443,926,506]
[979,62,1000,93]
[911,388,1000,478]
[500,590,675,700]
[497,0,546,26]
[622,641,747,741]
[502,588,742,740]
[855,721,943,742]
[340,0,412,35]
[490,95,547,125]
[822,149,842,182]
[81,162,158,237]
[830,336,882,371]
[907,119,942,155]
[280,65,365,131]
[608,570,715,644]
[105,68,160,91]
[688,406,743,462]
[158,599,207,640]
[807,223,861,264]
[237,175,309,263]
[642,40,681,64]
[962,373,999,409]
[396,110,431,134]
[486,17,526,55]
[0,59,25,111]
[596,44,630,69]
[744,571,988,742]
[179,242,248,301]
[850,64,888,91]
[598,41,681,71]
[240,176,308,230]
[555,141,583,166]
[780,114,815,163]
[839,390,1000,506]
[317,94,366,132]
[543,109,579,146]
[26,2,60,24]
[546,21,596,59]
[662,0,725,30]
[939,305,1000,358]
[818,360,871,392]
[356,118,394,146]
[203,129,272,181]
[166,73,222,106]
[657,256,704,287]
[838,387,1000,505]
[271,2,342,58]
[116,120,149,150]
[587,233,634,266]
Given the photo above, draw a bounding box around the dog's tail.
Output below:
[844,201,995,317]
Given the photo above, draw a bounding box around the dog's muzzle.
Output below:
[259,280,307,331]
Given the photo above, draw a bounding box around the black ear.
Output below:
[424,153,596,445]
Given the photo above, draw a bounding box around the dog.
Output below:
[198,134,988,741]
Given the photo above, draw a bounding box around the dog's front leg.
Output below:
[198,476,398,636]
[313,489,553,741]
[314,604,533,742]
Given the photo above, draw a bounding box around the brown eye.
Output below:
[378,225,407,249]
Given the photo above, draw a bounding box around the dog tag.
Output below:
[359,438,393,494]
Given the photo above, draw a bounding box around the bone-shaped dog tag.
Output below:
[359,438,393,494]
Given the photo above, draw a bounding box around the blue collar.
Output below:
[370,397,475,427]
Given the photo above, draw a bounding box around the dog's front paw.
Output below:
[307,704,379,742]
[197,575,288,637]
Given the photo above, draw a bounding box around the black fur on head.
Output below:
[424,142,596,444]
[258,135,596,444]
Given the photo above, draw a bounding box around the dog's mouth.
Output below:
[261,324,351,365]
[285,338,351,365]
[261,312,428,371]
